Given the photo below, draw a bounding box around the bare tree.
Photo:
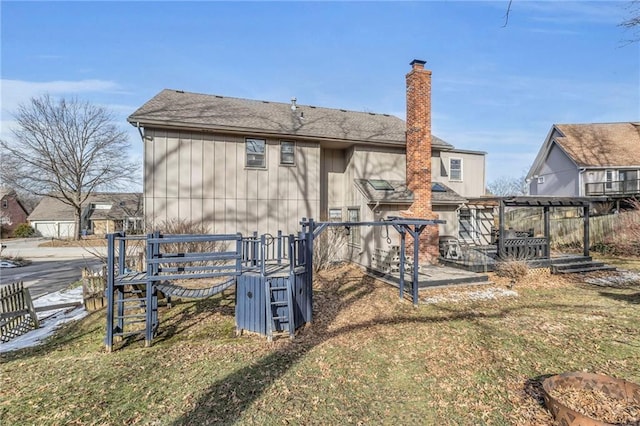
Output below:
[488,174,527,197]
[1,95,138,239]
[621,0,640,43]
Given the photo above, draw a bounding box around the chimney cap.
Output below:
[410,59,427,69]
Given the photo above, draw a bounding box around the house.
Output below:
[527,122,640,199]
[28,193,143,238]
[128,60,490,263]
[0,188,29,238]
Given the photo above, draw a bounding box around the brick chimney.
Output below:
[404,59,439,262]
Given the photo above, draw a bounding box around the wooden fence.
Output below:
[1,282,39,342]
[506,210,638,248]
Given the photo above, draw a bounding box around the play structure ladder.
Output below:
[110,276,158,343]
[265,277,294,341]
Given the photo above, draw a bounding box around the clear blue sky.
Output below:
[2,1,639,187]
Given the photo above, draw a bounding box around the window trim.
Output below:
[347,207,361,247]
[605,169,616,190]
[449,157,463,182]
[279,140,296,166]
[245,137,267,169]
[537,176,545,184]
[328,208,342,222]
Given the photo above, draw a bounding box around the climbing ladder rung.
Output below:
[272,316,289,321]
[270,286,288,291]
[115,314,147,319]
[117,298,146,303]
[271,301,288,306]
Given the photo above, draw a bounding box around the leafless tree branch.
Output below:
[0,95,140,239]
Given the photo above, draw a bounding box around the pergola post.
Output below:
[583,205,590,257]
[543,206,550,258]
[498,199,505,258]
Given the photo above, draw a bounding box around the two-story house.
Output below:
[129,60,490,263]
[527,122,640,199]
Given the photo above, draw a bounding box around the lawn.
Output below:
[2,263,639,425]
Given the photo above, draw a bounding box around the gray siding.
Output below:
[432,150,486,198]
[145,129,320,235]
[529,144,578,196]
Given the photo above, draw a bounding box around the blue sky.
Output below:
[2,1,638,188]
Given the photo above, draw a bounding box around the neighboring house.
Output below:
[28,193,143,238]
[128,60,490,263]
[527,122,640,198]
[0,188,29,238]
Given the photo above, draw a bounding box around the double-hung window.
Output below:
[280,141,295,166]
[246,138,266,168]
[605,170,615,190]
[347,208,360,246]
[449,158,462,181]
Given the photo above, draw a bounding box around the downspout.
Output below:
[135,122,147,232]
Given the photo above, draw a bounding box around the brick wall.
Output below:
[404,59,439,262]
[0,193,28,237]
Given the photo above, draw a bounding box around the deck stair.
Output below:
[265,277,294,342]
[550,256,616,274]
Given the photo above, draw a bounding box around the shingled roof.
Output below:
[28,193,142,221]
[353,179,465,205]
[129,89,454,149]
[554,122,640,167]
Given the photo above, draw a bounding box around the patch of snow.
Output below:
[0,286,87,353]
[422,287,518,305]
[584,270,640,287]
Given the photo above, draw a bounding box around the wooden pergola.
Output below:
[497,196,608,259]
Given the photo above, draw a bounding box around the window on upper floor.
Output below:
[280,141,295,166]
[449,158,463,181]
[246,138,266,168]
[537,176,545,184]
[1,199,7,209]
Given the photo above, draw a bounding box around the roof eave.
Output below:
[129,117,406,147]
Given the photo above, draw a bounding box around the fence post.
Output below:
[277,230,283,264]
[105,233,116,352]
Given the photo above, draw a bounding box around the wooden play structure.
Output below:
[104,217,442,351]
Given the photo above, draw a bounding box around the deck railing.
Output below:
[500,237,548,260]
[585,178,640,196]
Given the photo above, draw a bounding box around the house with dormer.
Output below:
[129,60,491,263]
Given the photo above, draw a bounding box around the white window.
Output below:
[347,208,360,246]
[1,199,7,209]
[280,141,295,166]
[329,208,342,222]
[449,158,462,181]
[537,176,545,184]
[246,138,266,168]
[605,170,615,190]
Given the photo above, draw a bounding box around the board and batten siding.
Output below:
[144,129,320,235]
[432,150,486,198]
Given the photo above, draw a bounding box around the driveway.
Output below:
[1,238,105,299]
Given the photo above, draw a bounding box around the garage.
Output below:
[33,221,75,239]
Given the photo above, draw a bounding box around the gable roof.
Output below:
[553,122,640,167]
[28,193,143,222]
[527,122,640,179]
[128,89,454,149]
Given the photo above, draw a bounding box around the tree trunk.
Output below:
[75,205,82,241]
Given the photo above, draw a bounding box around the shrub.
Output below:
[13,223,36,238]
[313,228,348,272]
[495,259,529,280]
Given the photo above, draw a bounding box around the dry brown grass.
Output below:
[2,262,640,425]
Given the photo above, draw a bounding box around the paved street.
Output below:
[0,238,105,299]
